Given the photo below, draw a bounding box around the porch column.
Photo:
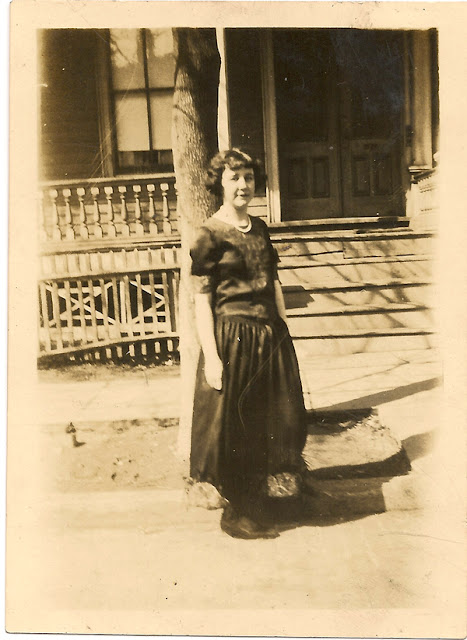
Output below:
[410,31,433,170]
[95,32,115,177]
[216,28,230,151]
[260,30,282,223]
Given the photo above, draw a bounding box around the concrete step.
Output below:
[293,331,437,356]
[284,282,434,309]
[287,304,433,333]
[278,257,432,286]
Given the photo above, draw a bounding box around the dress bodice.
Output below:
[190,215,280,321]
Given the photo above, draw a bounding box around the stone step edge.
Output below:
[287,303,430,318]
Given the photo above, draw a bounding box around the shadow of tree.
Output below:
[254,479,388,532]
[318,376,442,411]
[280,230,435,355]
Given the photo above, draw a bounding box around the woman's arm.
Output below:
[274,279,289,325]
[194,292,223,390]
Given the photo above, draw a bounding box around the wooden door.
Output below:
[337,31,404,217]
[273,29,405,221]
[274,30,342,220]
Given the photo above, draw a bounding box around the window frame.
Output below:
[108,28,175,175]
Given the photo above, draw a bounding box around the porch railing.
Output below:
[39,174,179,245]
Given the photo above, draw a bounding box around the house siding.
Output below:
[39,29,103,181]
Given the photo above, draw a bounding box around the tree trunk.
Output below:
[172,28,220,470]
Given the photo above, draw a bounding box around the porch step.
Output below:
[288,305,433,335]
[279,254,431,268]
[271,227,432,244]
[287,302,428,317]
[269,216,410,233]
[274,234,435,260]
[284,282,434,309]
[283,277,432,296]
[278,256,432,286]
[290,326,434,340]
[292,330,437,357]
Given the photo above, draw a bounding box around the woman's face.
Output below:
[221,166,255,210]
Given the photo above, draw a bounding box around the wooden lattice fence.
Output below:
[38,244,181,364]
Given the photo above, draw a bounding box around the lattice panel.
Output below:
[38,269,179,354]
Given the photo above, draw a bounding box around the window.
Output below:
[109,29,175,173]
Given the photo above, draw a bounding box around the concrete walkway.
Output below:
[36,347,441,428]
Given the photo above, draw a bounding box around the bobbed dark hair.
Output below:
[205,148,264,198]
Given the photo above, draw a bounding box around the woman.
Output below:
[190,149,308,539]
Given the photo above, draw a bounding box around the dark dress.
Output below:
[190,215,307,516]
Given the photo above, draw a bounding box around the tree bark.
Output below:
[172,28,220,469]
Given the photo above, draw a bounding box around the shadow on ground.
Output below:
[318,376,442,411]
[402,429,437,463]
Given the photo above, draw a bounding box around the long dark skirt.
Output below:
[190,314,307,514]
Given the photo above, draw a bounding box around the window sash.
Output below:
[109,28,175,171]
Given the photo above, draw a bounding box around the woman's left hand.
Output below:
[204,354,223,391]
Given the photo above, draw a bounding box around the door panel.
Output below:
[274,31,342,220]
[273,29,404,221]
[279,141,342,219]
[337,31,404,217]
[341,140,402,216]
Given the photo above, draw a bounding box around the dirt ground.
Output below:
[38,361,408,497]
[42,416,185,493]
[39,362,185,493]
[38,360,180,383]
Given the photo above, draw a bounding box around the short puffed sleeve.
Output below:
[261,220,280,279]
[271,244,280,279]
[190,226,218,293]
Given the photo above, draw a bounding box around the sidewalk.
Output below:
[37,347,441,427]
[9,347,464,634]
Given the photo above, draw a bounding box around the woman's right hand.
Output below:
[204,354,223,390]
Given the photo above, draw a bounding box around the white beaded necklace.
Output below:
[235,217,252,233]
[217,207,252,233]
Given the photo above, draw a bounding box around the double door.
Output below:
[273,30,404,220]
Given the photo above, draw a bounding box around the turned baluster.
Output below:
[132,185,144,236]
[76,187,89,239]
[160,182,171,235]
[48,189,62,240]
[90,187,103,239]
[147,183,158,235]
[117,185,130,237]
[104,186,117,237]
[62,188,75,240]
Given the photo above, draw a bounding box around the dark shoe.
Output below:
[221,509,279,539]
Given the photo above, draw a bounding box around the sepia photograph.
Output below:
[7,1,467,636]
